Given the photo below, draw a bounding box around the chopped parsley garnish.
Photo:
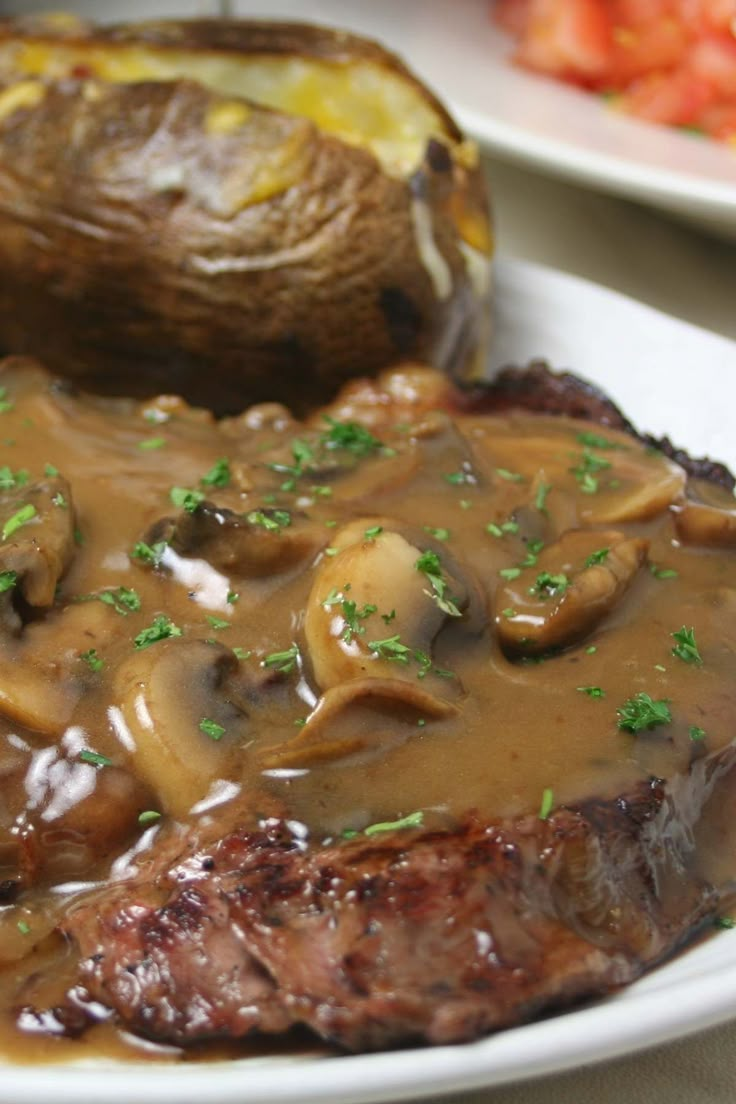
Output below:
[226,590,239,605]
[530,572,569,599]
[381,609,396,625]
[486,519,519,537]
[138,436,166,451]
[423,526,450,541]
[0,570,16,593]
[44,463,59,478]
[0,466,28,490]
[246,509,291,531]
[232,647,251,661]
[0,387,13,414]
[170,486,205,514]
[363,811,424,837]
[519,539,544,568]
[133,615,182,650]
[499,566,522,581]
[715,916,736,929]
[80,649,104,673]
[131,540,167,567]
[91,586,141,616]
[51,491,66,509]
[79,749,113,768]
[444,468,475,486]
[2,503,36,541]
[16,920,30,935]
[367,635,412,663]
[538,788,554,820]
[415,550,462,617]
[206,615,230,630]
[501,607,517,619]
[585,548,610,567]
[671,626,702,665]
[495,467,524,483]
[321,418,382,458]
[310,484,332,498]
[689,725,706,742]
[138,810,162,825]
[201,457,231,487]
[577,685,605,699]
[650,563,678,580]
[364,525,383,541]
[575,431,622,450]
[340,600,377,643]
[586,645,598,655]
[199,717,225,741]
[262,643,300,674]
[570,448,612,494]
[617,692,672,733]
[534,482,552,512]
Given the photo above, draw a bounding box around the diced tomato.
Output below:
[492,0,736,142]
[512,0,613,84]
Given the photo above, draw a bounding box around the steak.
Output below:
[50,362,736,1053]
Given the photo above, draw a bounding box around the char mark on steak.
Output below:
[61,748,734,1052]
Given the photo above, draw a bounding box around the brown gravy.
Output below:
[0,359,735,1062]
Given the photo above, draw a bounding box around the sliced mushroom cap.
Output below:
[305,522,466,691]
[259,677,457,769]
[112,640,249,817]
[672,501,736,549]
[145,502,326,580]
[0,476,75,631]
[469,416,686,526]
[495,529,649,656]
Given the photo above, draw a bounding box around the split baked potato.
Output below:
[0,14,492,413]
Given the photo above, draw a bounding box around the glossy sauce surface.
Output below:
[0,360,735,1062]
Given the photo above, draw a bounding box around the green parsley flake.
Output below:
[206,615,230,630]
[423,526,450,541]
[44,463,59,478]
[93,586,141,616]
[671,626,702,665]
[530,572,569,599]
[321,418,382,458]
[80,649,104,673]
[689,725,706,742]
[201,457,231,487]
[340,599,377,643]
[132,540,167,567]
[381,609,396,625]
[367,635,412,664]
[495,468,524,483]
[519,539,545,568]
[226,591,240,605]
[715,916,736,929]
[364,525,383,541]
[170,486,205,514]
[617,692,672,734]
[199,718,226,741]
[363,810,424,837]
[0,387,13,414]
[79,749,113,768]
[577,685,605,699]
[51,492,66,509]
[262,643,300,674]
[133,615,182,650]
[585,548,610,567]
[499,566,522,581]
[538,788,554,820]
[585,645,597,655]
[501,608,517,619]
[534,482,552,512]
[444,469,474,486]
[138,436,166,451]
[650,564,678,580]
[247,509,291,531]
[232,647,251,661]
[575,431,622,450]
[0,570,17,594]
[415,550,462,617]
[0,466,28,491]
[2,504,36,541]
[138,810,162,826]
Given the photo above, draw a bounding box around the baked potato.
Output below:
[0,14,492,413]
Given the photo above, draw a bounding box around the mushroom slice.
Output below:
[0,476,75,631]
[672,501,736,549]
[145,503,326,580]
[305,522,467,691]
[495,529,648,656]
[259,678,457,768]
[112,640,249,818]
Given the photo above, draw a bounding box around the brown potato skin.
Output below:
[0,19,492,414]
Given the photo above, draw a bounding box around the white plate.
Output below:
[231,0,736,238]
[3,259,736,1104]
